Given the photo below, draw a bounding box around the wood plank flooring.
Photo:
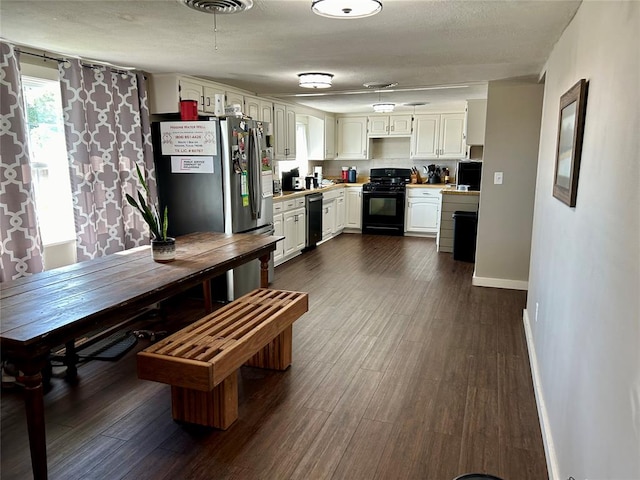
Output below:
[0,234,547,480]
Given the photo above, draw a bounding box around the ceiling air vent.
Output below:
[180,0,254,14]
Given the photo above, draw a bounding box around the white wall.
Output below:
[526,2,640,479]
[474,80,543,289]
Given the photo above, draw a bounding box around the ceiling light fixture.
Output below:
[311,0,382,19]
[373,103,395,113]
[298,72,334,89]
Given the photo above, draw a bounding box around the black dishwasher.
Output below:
[305,192,323,250]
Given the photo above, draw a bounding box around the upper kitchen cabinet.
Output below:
[202,85,224,114]
[245,95,273,124]
[304,113,336,161]
[411,113,466,160]
[273,102,296,159]
[368,115,412,137]
[324,113,336,159]
[465,99,487,146]
[149,74,205,114]
[225,90,245,110]
[337,116,368,160]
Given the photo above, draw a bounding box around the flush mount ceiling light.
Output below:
[298,72,334,89]
[373,103,395,113]
[312,0,382,19]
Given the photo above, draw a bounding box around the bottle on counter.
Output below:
[348,166,357,183]
[341,166,349,182]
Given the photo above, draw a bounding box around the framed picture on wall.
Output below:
[553,79,588,207]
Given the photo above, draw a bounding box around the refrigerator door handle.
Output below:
[249,128,262,220]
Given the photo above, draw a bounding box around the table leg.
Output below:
[63,340,78,384]
[259,253,269,288]
[18,358,49,480]
[202,279,213,313]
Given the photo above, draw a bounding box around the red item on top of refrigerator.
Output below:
[180,100,198,121]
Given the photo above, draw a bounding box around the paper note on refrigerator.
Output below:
[170,156,214,173]
[262,171,273,197]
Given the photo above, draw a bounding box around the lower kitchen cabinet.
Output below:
[274,196,306,265]
[345,186,362,230]
[405,187,441,235]
[335,196,345,232]
[321,188,345,240]
[273,212,284,263]
[322,198,335,240]
[283,207,305,256]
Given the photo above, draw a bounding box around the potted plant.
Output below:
[125,164,175,262]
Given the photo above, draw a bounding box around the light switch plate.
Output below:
[494,172,503,185]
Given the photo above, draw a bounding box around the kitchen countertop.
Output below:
[273,183,364,200]
[406,183,448,189]
[441,188,481,196]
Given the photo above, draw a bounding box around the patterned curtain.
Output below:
[59,59,155,261]
[0,41,45,281]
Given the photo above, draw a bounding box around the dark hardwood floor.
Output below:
[0,234,547,480]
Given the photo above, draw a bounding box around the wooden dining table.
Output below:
[0,232,281,480]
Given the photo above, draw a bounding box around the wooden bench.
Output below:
[136,288,308,429]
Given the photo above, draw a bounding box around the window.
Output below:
[22,74,75,246]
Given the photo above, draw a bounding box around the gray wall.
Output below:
[526,1,639,478]
[474,80,543,288]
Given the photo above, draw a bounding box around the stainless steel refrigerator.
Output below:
[152,117,274,301]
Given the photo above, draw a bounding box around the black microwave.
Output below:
[457,161,482,191]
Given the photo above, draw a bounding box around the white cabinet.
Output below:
[179,78,204,105]
[405,187,441,235]
[345,186,362,229]
[324,113,336,159]
[368,115,412,137]
[225,90,245,111]
[322,199,335,240]
[245,96,273,124]
[321,188,345,239]
[203,85,224,114]
[260,99,273,125]
[411,113,466,160]
[335,196,345,233]
[337,116,368,160]
[245,95,261,120]
[273,103,297,159]
[465,99,487,146]
[275,197,306,265]
[149,74,206,113]
[283,208,306,254]
[273,210,284,263]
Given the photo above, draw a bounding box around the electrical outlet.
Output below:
[535,302,539,322]
[494,171,503,184]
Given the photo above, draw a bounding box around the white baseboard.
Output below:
[523,309,559,480]
[471,273,528,290]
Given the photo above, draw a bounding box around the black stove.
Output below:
[363,168,412,192]
[361,168,412,236]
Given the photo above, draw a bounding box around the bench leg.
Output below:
[170,373,238,429]
[245,325,293,371]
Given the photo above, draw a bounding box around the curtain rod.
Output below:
[16,49,65,63]
[16,48,139,76]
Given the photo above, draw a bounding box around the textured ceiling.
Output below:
[0,0,581,113]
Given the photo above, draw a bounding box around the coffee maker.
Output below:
[282,168,304,191]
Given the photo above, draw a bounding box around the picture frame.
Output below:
[553,79,588,207]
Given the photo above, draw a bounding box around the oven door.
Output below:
[362,191,406,235]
